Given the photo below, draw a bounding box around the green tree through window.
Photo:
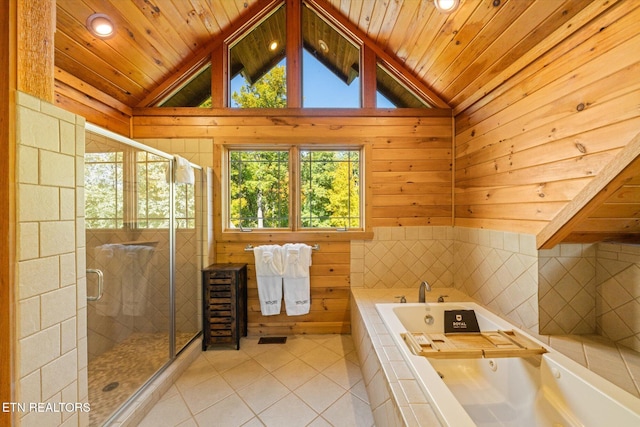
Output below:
[228,65,362,230]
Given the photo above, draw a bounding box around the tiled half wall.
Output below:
[353,227,640,352]
[352,226,539,332]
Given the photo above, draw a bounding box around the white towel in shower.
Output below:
[174,155,194,184]
[94,244,125,317]
[121,245,155,316]
[254,245,284,316]
[282,243,312,316]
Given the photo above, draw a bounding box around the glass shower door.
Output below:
[174,168,204,354]
[84,131,172,426]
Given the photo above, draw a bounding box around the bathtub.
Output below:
[376,302,640,427]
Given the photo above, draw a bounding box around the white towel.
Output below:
[254,245,284,316]
[94,244,124,317]
[93,243,155,317]
[121,245,155,316]
[175,155,194,184]
[283,243,312,316]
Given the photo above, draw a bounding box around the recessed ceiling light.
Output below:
[318,39,329,53]
[86,13,115,38]
[269,40,279,51]
[433,0,460,13]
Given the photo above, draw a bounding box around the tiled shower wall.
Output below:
[538,244,597,335]
[596,243,640,352]
[15,92,88,426]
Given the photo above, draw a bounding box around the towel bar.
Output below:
[244,243,320,251]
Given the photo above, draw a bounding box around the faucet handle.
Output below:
[437,295,448,303]
[395,295,407,303]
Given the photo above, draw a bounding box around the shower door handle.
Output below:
[86,269,104,301]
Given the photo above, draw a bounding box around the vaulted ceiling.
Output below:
[54,0,592,111]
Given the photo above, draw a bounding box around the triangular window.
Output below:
[158,63,211,108]
[376,63,431,108]
[229,4,287,108]
[302,4,360,108]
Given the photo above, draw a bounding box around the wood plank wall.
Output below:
[132,109,452,334]
[54,68,133,137]
[454,2,640,236]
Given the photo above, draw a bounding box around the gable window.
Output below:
[301,4,360,107]
[376,63,431,108]
[158,63,212,108]
[229,4,287,108]
[157,1,437,109]
[227,147,362,231]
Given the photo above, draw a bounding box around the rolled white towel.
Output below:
[254,245,284,316]
[283,243,312,316]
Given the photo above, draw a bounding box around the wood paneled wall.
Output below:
[132,109,452,334]
[54,68,133,137]
[454,2,640,236]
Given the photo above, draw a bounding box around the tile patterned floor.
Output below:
[140,335,375,427]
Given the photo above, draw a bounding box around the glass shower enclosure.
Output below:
[84,124,203,426]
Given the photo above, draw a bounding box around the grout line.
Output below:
[617,344,640,398]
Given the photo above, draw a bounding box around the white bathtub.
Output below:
[376,302,640,427]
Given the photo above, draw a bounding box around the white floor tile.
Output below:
[272,358,319,390]
[294,373,346,412]
[258,393,317,427]
[141,335,374,427]
[322,392,375,427]
[221,359,269,390]
[180,374,235,415]
[138,394,191,427]
[236,374,289,413]
[195,394,254,427]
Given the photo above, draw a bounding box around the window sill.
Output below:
[220,229,374,242]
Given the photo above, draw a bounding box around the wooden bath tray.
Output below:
[402,330,547,359]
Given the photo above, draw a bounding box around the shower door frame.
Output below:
[85,123,203,423]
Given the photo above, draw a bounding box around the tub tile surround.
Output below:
[353,227,539,331]
[351,226,640,425]
[15,91,89,426]
[351,288,472,426]
[351,289,640,427]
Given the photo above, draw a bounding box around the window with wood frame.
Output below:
[227,147,362,231]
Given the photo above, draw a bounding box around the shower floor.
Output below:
[88,331,196,426]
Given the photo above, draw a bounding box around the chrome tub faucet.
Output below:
[418,280,431,303]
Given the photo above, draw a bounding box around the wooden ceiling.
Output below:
[54,0,592,110]
[53,0,640,247]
